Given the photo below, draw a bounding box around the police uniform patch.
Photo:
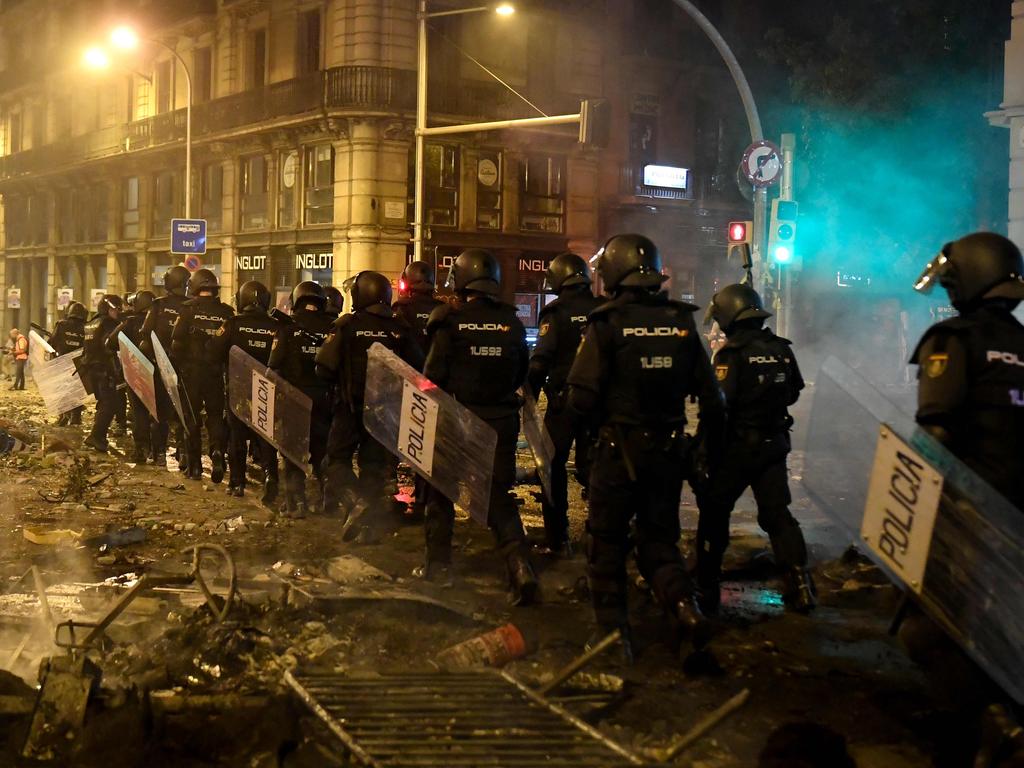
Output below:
[925,353,949,378]
[539,322,551,337]
[216,326,226,336]
[715,365,729,381]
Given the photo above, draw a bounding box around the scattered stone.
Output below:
[326,555,391,585]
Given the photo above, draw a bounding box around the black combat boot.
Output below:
[695,555,722,615]
[506,548,539,607]
[210,451,226,484]
[261,471,278,506]
[785,567,817,613]
[675,596,713,652]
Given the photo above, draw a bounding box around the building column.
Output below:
[107,244,125,297]
[221,235,237,303]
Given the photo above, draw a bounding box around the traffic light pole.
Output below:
[670,0,767,271]
[776,133,795,338]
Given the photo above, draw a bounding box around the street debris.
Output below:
[435,623,528,670]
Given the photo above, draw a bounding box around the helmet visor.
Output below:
[913,249,950,295]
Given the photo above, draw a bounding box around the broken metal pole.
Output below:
[651,688,751,762]
[538,629,622,697]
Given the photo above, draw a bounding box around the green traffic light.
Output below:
[774,245,793,264]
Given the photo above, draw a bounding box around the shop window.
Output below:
[248,28,267,89]
[152,171,179,236]
[297,9,321,75]
[425,144,459,228]
[30,103,45,148]
[86,183,109,243]
[520,154,565,234]
[57,189,74,244]
[303,144,334,225]
[193,46,212,104]
[155,59,173,114]
[476,150,502,230]
[5,195,27,246]
[200,164,223,231]
[240,154,270,230]
[28,193,49,245]
[122,176,140,239]
[278,150,298,228]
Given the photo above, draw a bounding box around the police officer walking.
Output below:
[108,291,157,463]
[52,302,88,425]
[141,265,192,468]
[528,252,603,555]
[697,284,815,613]
[268,281,335,517]
[420,249,537,605]
[905,231,1024,765]
[171,269,234,482]
[82,295,125,453]
[209,280,280,502]
[392,260,444,518]
[316,271,423,540]
[567,234,724,658]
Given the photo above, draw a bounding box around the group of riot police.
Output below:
[40,227,1024,765]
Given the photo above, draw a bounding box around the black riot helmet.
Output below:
[914,232,1024,310]
[97,294,123,317]
[401,260,435,294]
[705,283,772,334]
[544,252,591,293]
[132,290,156,315]
[446,248,501,295]
[187,268,220,297]
[67,301,88,320]
[163,265,191,297]
[291,280,326,312]
[351,271,393,311]
[323,285,344,316]
[595,234,667,293]
[237,280,271,312]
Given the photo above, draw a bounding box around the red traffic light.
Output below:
[728,221,748,243]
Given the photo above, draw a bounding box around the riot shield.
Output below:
[27,330,92,417]
[227,346,312,469]
[362,343,497,525]
[520,386,555,505]
[150,332,194,436]
[803,356,1024,704]
[117,333,158,420]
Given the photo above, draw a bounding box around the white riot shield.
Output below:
[117,333,158,420]
[150,331,193,435]
[520,386,555,505]
[804,356,1024,704]
[227,346,312,469]
[27,330,92,416]
[362,343,496,524]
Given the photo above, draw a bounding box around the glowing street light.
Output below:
[82,46,111,70]
[495,3,515,15]
[110,26,140,50]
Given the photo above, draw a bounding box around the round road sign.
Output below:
[741,140,783,188]
[184,255,202,271]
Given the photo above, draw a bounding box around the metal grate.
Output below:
[285,670,648,767]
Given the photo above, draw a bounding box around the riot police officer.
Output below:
[141,265,191,468]
[527,252,603,555]
[905,231,1024,764]
[208,280,280,502]
[392,260,444,518]
[52,302,88,426]
[171,269,234,482]
[393,260,443,350]
[82,295,125,453]
[268,281,335,517]
[108,290,157,463]
[697,284,815,614]
[420,249,537,605]
[567,234,724,658]
[316,271,423,540]
[323,285,344,318]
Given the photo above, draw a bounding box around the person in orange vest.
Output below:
[8,328,28,390]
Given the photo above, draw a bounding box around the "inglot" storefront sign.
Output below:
[295,252,333,270]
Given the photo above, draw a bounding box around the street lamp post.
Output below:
[108,28,194,218]
[413,2,515,263]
